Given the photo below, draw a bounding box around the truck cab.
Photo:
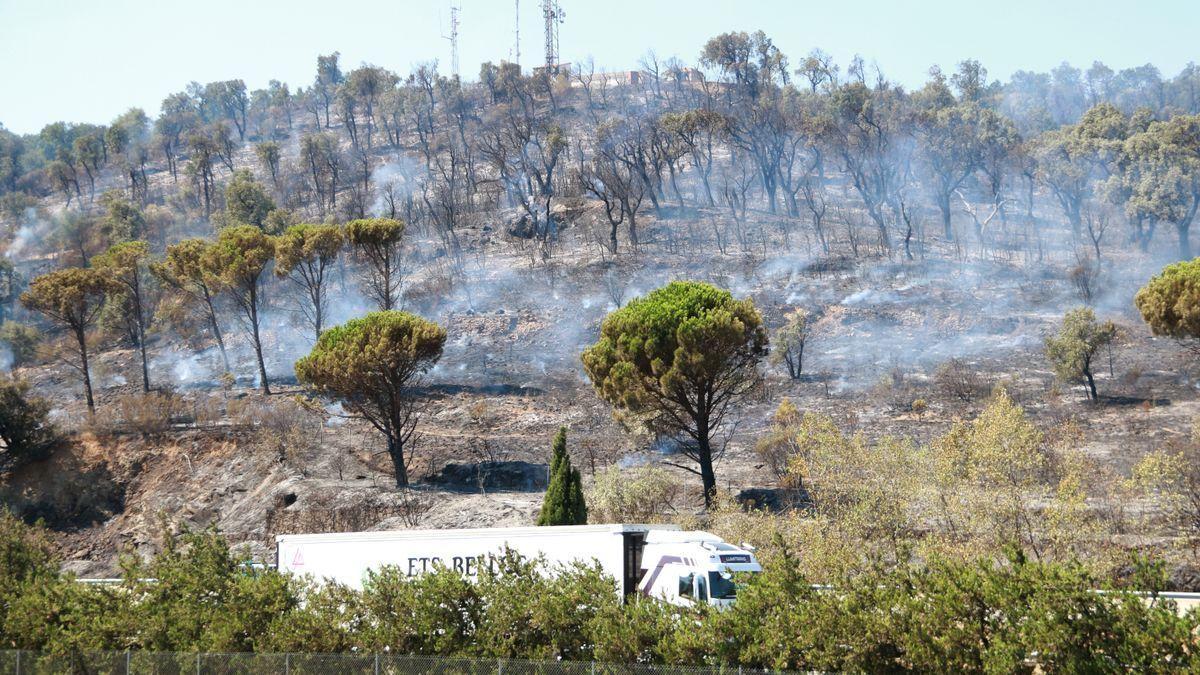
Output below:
[636,530,761,608]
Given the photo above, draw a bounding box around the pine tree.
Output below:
[538,427,588,525]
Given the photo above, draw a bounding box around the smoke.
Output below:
[369,156,424,218]
[5,208,44,261]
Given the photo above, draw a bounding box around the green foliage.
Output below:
[769,308,808,379]
[1135,258,1200,340]
[274,223,344,338]
[1121,115,1200,258]
[205,223,275,292]
[202,225,276,392]
[0,515,1196,669]
[582,281,767,502]
[122,526,297,652]
[274,223,343,277]
[261,207,299,235]
[295,311,445,486]
[0,376,59,471]
[98,192,145,243]
[20,267,111,331]
[0,258,18,325]
[1044,307,1117,400]
[699,30,787,99]
[223,169,276,229]
[538,428,587,525]
[344,217,406,310]
[586,465,681,523]
[0,321,39,368]
[20,267,112,411]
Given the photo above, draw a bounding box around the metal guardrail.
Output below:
[0,651,786,675]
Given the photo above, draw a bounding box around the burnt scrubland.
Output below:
[3,29,1200,625]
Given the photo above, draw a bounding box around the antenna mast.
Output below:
[514,0,521,69]
[442,4,461,79]
[542,0,564,74]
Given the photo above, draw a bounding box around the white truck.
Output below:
[276,524,761,607]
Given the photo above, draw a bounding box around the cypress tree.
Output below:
[538,427,588,525]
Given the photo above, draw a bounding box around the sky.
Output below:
[1,0,1197,135]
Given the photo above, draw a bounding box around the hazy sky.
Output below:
[1,0,1197,134]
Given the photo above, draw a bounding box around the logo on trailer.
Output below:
[291,548,304,567]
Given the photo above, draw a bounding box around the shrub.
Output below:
[872,367,921,412]
[933,358,986,402]
[586,465,681,523]
[115,390,188,437]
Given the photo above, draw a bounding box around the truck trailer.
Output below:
[276,524,761,607]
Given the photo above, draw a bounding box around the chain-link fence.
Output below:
[0,651,790,675]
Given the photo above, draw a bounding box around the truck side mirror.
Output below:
[696,575,708,603]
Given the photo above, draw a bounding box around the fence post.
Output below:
[195,652,201,675]
[14,650,19,675]
[591,661,596,675]
[285,652,291,675]
[126,650,131,675]
[497,657,504,675]
[374,652,380,675]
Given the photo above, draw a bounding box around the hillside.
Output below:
[2,40,1200,583]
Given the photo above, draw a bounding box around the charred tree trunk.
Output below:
[387,433,409,488]
[247,284,270,395]
[940,194,953,239]
[75,325,95,415]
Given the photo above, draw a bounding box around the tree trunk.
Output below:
[697,432,717,508]
[1085,367,1098,402]
[135,278,150,393]
[137,315,150,393]
[1177,221,1193,260]
[203,289,231,374]
[248,285,271,395]
[940,194,953,239]
[76,326,95,414]
[387,434,409,487]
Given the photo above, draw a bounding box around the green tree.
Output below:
[0,376,60,470]
[345,218,406,310]
[295,311,446,487]
[98,191,145,244]
[538,427,587,525]
[274,223,344,341]
[0,321,40,368]
[769,308,809,379]
[152,239,230,373]
[224,169,276,230]
[699,30,788,101]
[20,268,111,413]
[1135,258,1200,343]
[1045,307,1117,401]
[1122,115,1200,259]
[254,141,282,192]
[202,225,275,394]
[582,281,768,504]
[93,241,154,392]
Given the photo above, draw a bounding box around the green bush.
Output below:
[0,515,1196,670]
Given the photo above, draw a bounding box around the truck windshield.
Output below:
[708,571,739,600]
